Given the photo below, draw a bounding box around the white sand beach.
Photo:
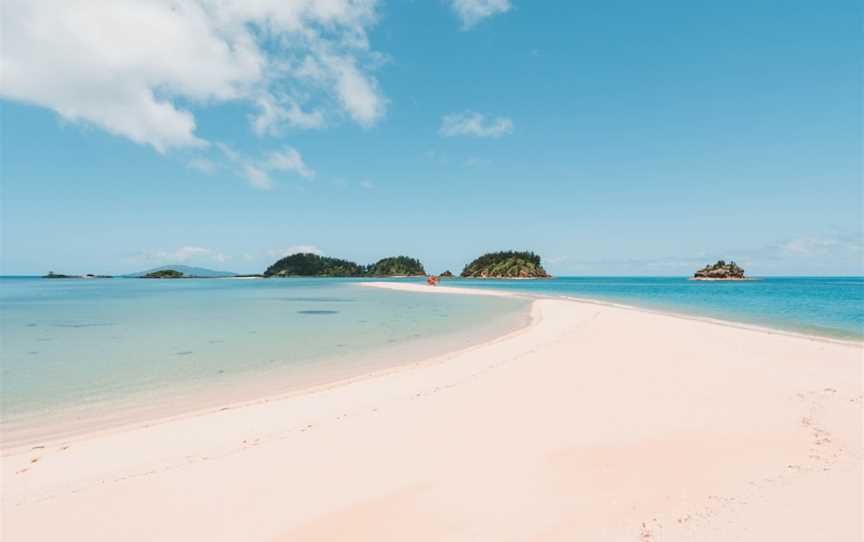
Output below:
[2,283,861,541]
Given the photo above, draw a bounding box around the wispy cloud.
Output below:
[440,111,513,138]
[775,234,863,257]
[243,165,274,190]
[449,0,511,29]
[203,144,313,190]
[187,158,218,174]
[266,245,324,258]
[265,147,315,179]
[131,246,228,264]
[359,180,376,190]
[252,95,325,136]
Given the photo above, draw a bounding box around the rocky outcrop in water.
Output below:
[693,260,747,280]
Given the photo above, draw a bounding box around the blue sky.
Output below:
[2,0,862,275]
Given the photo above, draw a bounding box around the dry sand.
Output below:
[2,282,862,541]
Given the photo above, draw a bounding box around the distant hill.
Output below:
[126,265,236,278]
[461,251,550,278]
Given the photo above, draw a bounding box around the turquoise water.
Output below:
[2,275,861,444]
[446,276,864,340]
[0,277,529,443]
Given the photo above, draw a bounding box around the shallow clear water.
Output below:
[447,276,864,340]
[0,277,528,441]
[2,275,861,445]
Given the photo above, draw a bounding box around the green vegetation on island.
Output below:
[43,251,555,281]
[365,256,425,277]
[693,260,746,280]
[460,251,550,278]
[264,253,365,277]
[144,269,184,279]
[264,253,426,277]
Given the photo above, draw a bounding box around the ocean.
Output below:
[1,275,861,445]
[0,277,528,444]
[451,276,864,340]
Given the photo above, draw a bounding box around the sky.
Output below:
[1,0,862,276]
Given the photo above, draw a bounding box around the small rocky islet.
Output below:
[692,260,748,280]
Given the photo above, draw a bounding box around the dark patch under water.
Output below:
[297,310,340,315]
[280,297,355,303]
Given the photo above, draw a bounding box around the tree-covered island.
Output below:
[460,251,550,278]
[365,256,425,276]
[263,253,425,277]
[144,269,185,279]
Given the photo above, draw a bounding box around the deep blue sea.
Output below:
[1,275,861,445]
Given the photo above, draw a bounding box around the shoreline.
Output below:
[362,281,864,346]
[1,290,532,454]
[4,281,858,453]
[2,284,861,541]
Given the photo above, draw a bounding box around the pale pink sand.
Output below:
[2,284,862,541]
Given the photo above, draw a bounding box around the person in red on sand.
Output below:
[427,275,439,286]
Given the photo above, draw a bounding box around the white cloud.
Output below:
[439,111,514,138]
[449,0,511,29]
[1,0,385,152]
[266,245,324,258]
[266,147,315,179]
[322,54,387,126]
[252,94,324,136]
[203,143,312,189]
[238,146,314,189]
[359,180,376,190]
